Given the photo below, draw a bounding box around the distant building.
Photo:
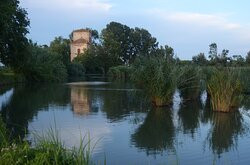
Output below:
[70,29,91,61]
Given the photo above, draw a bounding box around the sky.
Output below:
[20,0,250,60]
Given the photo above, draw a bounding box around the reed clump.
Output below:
[131,56,177,107]
[178,66,201,102]
[206,68,243,112]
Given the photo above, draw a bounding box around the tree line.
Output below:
[192,43,250,66]
[1,0,250,82]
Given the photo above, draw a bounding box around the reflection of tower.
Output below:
[70,87,90,116]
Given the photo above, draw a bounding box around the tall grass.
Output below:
[178,65,201,102]
[107,65,132,81]
[131,56,178,106]
[0,116,97,165]
[206,68,243,112]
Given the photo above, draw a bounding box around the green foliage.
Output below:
[246,51,250,64]
[68,62,85,77]
[0,67,25,85]
[131,56,178,106]
[0,0,30,71]
[75,45,119,74]
[101,22,158,64]
[107,65,132,81]
[23,44,68,82]
[178,66,201,101]
[0,116,96,165]
[206,68,243,112]
[192,53,207,65]
[49,36,71,67]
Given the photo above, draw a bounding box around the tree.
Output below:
[101,22,158,65]
[192,53,207,65]
[208,43,229,66]
[208,43,218,61]
[130,27,158,60]
[0,0,30,71]
[246,51,250,64]
[231,55,245,66]
[101,22,132,65]
[49,36,70,67]
[24,43,67,82]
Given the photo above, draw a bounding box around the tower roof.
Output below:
[73,29,90,33]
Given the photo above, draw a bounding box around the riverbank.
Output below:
[0,68,26,86]
[0,116,95,165]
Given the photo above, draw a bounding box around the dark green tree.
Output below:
[0,0,30,71]
[101,22,158,64]
[49,36,70,67]
[101,22,131,65]
[246,51,250,64]
[192,53,207,65]
[208,43,218,61]
[130,27,158,60]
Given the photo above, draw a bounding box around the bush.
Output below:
[178,65,201,102]
[206,68,243,112]
[131,56,178,106]
[68,63,85,77]
[108,65,132,81]
[23,45,68,82]
[0,67,26,85]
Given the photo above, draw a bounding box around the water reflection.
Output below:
[131,108,175,155]
[203,110,245,156]
[0,83,250,164]
[0,84,69,139]
[70,87,91,116]
[178,101,202,138]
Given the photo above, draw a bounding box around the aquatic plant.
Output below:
[0,116,97,165]
[206,68,243,112]
[178,65,201,102]
[131,56,178,106]
[107,65,132,81]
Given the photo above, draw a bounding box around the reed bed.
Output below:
[131,56,178,107]
[206,68,243,112]
[178,66,201,102]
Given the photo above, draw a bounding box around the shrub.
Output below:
[107,65,132,81]
[206,68,243,112]
[23,45,68,82]
[178,65,201,102]
[68,63,85,77]
[131,56,178,106]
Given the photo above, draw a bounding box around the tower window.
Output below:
[77,49,81,55]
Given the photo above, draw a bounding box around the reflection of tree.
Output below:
[101,90,148,122]
[204,111,245,156]
[131,108,175,155]
[178,101,201,138]
[0,84,70,139]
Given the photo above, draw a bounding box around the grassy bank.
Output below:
[0,117,96,165]
[0,68,26,86]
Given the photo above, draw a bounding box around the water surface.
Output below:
[1,82,250,164]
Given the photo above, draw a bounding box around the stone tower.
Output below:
[70,29,91,61]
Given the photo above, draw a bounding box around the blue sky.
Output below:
[20,0,250,59]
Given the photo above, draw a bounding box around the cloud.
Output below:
[147,9,250,42]
[23,0,112,12]
[150,9,241,31]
